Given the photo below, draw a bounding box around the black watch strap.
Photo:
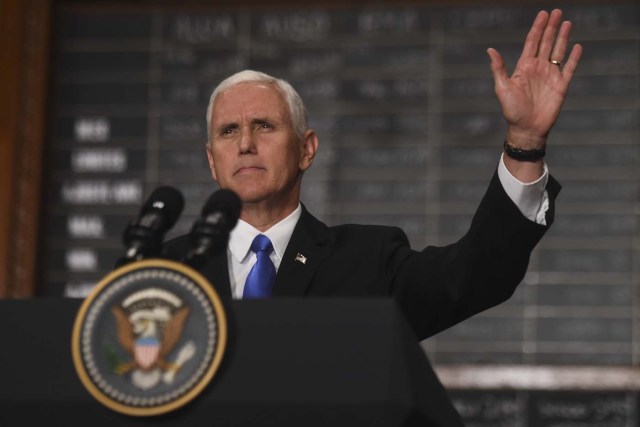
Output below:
[503,140,546,162]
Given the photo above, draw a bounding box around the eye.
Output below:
[219,126,236,136]
[255,120,274,130]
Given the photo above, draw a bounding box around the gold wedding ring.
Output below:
[549,59,563,67]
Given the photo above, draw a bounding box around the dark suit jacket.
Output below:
[165,170,560,341]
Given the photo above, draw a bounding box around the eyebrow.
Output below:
[253,118,274,125]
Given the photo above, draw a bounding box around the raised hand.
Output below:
[487,9,582,180]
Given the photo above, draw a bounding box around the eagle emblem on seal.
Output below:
[111,287,196,390]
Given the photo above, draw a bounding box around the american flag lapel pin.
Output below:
[295,253,307,265]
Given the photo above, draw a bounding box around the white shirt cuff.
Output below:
[497,153,550,225]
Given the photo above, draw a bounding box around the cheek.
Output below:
[274,144,298,166]
[210,150,232,179]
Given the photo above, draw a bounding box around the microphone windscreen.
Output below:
[141,186,185,231]
[202,189,242,228]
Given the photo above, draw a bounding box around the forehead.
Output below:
[211,82,289,123]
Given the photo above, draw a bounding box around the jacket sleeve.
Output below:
[389,170,561,340]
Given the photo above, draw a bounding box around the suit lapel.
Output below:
[200,251,232,298]
[272,206,333,297]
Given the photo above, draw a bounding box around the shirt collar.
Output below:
[228,203,302,263]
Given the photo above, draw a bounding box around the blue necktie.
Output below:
[243,234,276,298]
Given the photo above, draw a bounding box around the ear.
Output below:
[205,143,218,181]
[299,130,318,172]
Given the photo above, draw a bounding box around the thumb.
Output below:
[487,48,509,90]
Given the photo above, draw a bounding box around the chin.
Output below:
[234,188,271,204]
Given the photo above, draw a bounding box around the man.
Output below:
[167,9,581,341]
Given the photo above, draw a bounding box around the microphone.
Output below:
[116,186,184,267]
[183,189,242,269]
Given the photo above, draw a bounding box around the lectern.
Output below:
[0,297,462,426]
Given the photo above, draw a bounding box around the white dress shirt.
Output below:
[497,153,550,225]
[228,205,302,298]
[228,155,550,298]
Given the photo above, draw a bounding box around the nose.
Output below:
[238,126,256,154]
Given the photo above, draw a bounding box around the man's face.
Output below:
[206,82,316,209]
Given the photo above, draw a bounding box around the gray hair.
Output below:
[206,70,308,142]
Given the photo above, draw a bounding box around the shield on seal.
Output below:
[135,337,160,370]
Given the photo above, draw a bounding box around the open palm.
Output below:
[488,10,583,149]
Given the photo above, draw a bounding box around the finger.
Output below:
[550,20,571,63]
[537,9,563,59]
[521,11,549,58]
[487,48,509,89]
[560,43,583,82]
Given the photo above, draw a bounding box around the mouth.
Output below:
[235,166,265,176]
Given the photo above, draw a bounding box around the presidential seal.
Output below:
[72,259,227,416]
